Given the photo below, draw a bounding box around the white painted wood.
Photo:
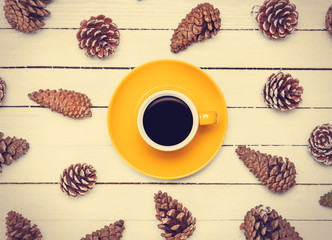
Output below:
[0,219,330,240]
[0,0,331,239]
[0,30,332,68]
[0,185,331,239]
[1,69,332,107]
[0,184,331,220]
[0,0,329,29]
[0,108,331,146]
[0,145,331,184]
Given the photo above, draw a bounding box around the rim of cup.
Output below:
[137,90,199,151]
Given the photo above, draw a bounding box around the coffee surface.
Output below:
[143,96,193,146]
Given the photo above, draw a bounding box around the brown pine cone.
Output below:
[4,0,51,33]
[81,220,125,240]
[240,205,302,240]
[308,123,332,165]
[319,190,332,208]
[6,210,42,240]
[28,89,93,119]
[154,190,196,240]
[0,77,6,105]
[60,163,97,197]
[0,132,30,174]
[235,145,296,193]
[326,5,332,35]
[256,0,298,39]
[170,3,221,53]
[77,15,120,59]
[262,72,303,111]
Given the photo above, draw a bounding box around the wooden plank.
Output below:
[0,219,330,240]
[0,108,330,146]
[0,0,329,29]
[0,184,331,220]
[0,30,331,68]
[226,108,332,145]
[0,69,125,107]
[0,185,331,227]
[0,145,331,184]
[1,69,332,108]
[0,218,330,240]
[0,1,330,240]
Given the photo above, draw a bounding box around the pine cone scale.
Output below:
[171,3,221,53]
[236,146,296,193]
[308,123,332,165]
[0,141,6,154]
[263,72,303,111]
[6,211,42,240]
[60,163,97,197]
[0,132,29,173]
[155,191,196,240]
[320,190,332,208]
[4,0,51,33]
[28,89,92,119]
[256,0,298,39]
[77,15,120,59]
[0,77,7,105]
[326,5,332,35]
[241,205,302,240]
[81,220,125,240]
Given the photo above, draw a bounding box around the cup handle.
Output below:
[199,112,218,125]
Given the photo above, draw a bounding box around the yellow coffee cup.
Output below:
[137,90,218,151]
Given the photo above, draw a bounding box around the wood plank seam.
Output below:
[2,66,332,70]
[1,183,331,186]
[0,28,328,31]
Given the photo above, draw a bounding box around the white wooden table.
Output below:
[0,0,331,239]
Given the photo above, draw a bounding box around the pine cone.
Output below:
[0,77,6,105]
[256,0,298,39]
[308,123,332,165]
[0,132,29,174]
[170,3,221,53]
[154,190,196,240]
[235,145,296,193]
[28,89,93,119]
[240,205,302,240]
[6,210,42,240]
[4,0,51,33]
[60,163,97,197]
[77,15,120,59]
[319,190,332,208]
[262,72,303,111]
[326,5,332,35]
[81,220,125,240]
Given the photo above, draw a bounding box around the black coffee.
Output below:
[143,96,193,146]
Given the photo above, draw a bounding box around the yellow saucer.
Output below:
[107,59,228,179]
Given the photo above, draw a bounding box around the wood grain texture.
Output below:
[0,145,331,184]
[0,108,330,146]
[0,0,329,29]
[0,184,331,220]
[1,69,331,107]
[0,185,331,239]
[0,0,331,239]
[0,30,331,68]
[0,220,330,240]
